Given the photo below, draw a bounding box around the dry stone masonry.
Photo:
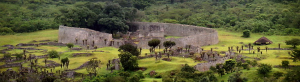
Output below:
[58,22,219,48]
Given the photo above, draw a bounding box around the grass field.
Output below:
[0,29,299,82]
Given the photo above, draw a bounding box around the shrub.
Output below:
[0,27,14,35]
[48,50,59,58]
[15,53,23,60]
[66,43,74,49]
[273,71,283,79]
[4,53,11,59]
[257,64,272,76]
[242,30,250,38]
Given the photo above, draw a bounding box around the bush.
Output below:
[48,50,59,58]
[66,43,74,49]
[273,71,283,79]
[242,30,250,38]
[0,27,14,35]
[242,63,250,70]
[257,64,272,76]
[4,53,11,59]
[15,53,23,60]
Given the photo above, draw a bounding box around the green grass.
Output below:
[164,35,181,39]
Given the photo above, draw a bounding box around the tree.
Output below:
[86,58,101,76]
[163,41,176,51]
[118,51,138,71]
[282,60,289,69]
[118,44,140,57]
[55,7,98,28]
[148,39,161,52]
[98,18,129,35]
[285,38,300,48]
[289,49,300,62]
[216,63,225,76]
[181,64,196,73]
[242,30,250,38]
[257,63,272,77]
[224,59,236,73]
[61,57,69,68]
[48,50,59,58]
[132,0,153,10]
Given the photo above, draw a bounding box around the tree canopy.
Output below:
[118,51,138,71]
[118,44,140,57]
[148,39,161,48]
[285,38,300,48]
[289,49,300,62]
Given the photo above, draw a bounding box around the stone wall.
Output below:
[58,26,121,48]
[129,22,219,48]
[58,22,219,48]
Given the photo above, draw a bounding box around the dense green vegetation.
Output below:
[1,0,300,35]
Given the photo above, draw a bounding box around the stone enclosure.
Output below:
[58,22,219,49]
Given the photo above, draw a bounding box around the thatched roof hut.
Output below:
[254,37,273,45]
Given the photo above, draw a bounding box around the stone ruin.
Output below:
[106,58,120,71]
[194,51,236,72]
[58,22,219,49]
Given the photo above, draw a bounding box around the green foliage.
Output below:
[48,50,59,58]
[285,38,300,48]
[148,39,161,48]
[55,7,98,28]
[281,60,289,69]
[250,60,258,67]
[118,51,138,71]
[3,53,11,59]
[128,75,140,82]
[224,59,236,73]
[86,58,101,74]
[163,41,176,49]
[273,71,283,79]
[242,30,250,38]
[289,49,300,62]
[119,44,140,57]
[284,67,300,82]
[257,63,273,77]
[66,43,74,49]
[136,70,145,79]
[133,0,154,10]
[216,63,225,76]
[119,71,131,79]
[242,63,250,70]
[228,70,247,82]
[42,76,56,82]
[181,64,196,73]
[61,57,69,67]
[15,53,23,60]
[0,27,14,35]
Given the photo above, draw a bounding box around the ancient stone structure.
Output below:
[58,22,219,48]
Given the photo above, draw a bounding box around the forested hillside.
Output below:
[0,0,299,35]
